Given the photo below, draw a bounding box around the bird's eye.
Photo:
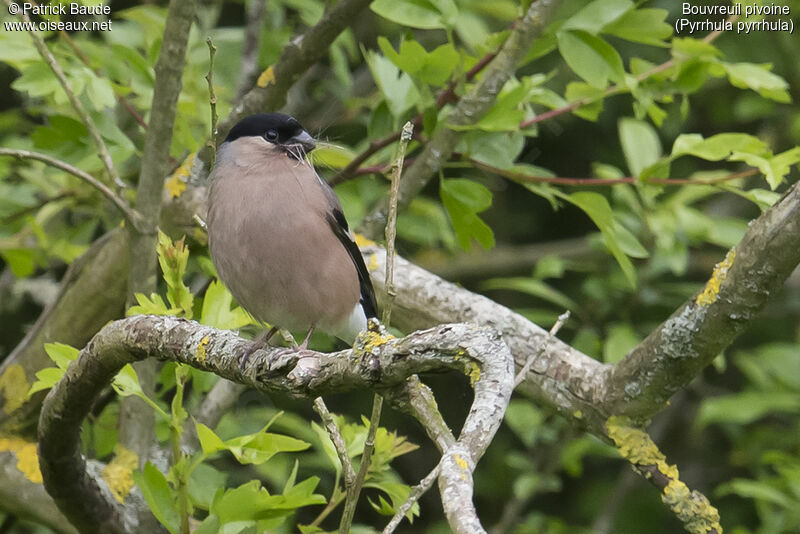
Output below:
[264,130,279,141]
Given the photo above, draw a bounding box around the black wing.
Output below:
[325,208,379,319]
[314,171,379,319]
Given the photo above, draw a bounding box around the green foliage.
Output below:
[3,0,800,531]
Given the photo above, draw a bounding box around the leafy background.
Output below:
[1,0,799,532]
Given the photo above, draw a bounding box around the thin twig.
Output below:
[0,148,141,229]
[382,121,414,326]
[339,121,414,533]
[382,462,441,534]
[514,311,570,388]
[313,397,356,486]
[206,38,220,170]
[4,0,124,189]
[340,394,383,533]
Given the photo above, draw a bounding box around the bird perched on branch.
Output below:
[207,113,378,353]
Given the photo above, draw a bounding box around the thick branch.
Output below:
[362,246,612,434]
[358,0,563,238]
[38,316,512,534]
[606,181,800,420]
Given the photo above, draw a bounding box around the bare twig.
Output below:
[340,121,414,533]
[4,0,124,189]
[382,121,414,326]
[514,310,570,388]
[0,149,142,230]
[382,461,441,534]
[313,397,356,487]
[206,38,219,169]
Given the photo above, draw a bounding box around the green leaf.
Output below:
[112,364,144,397]
[370,0,458,30]
[671,133,770,161]
[565,82,605,121]
[698,391,800,427]
[188,463,228,510]
[126,293,181,316]
[196,422,227,455]
[224,432,310,465]
[558,30,624,89]
[618,118,662,176]
[458,130,525,169]
[723,62,791,103]
[363,48,420,117]
[198,419,310,465]
[378,37,458,86]
[602,8,671,46]
[565,192,638,287]
[440,179,495,251]
[200,281,254,330]
[309,144,356,169]
[730,146,800,190]
[156,231,193,318]
[0,249,36,277]
[134,462,180,534]
[562,0,633,34]
[44,342,79,369]
[364,481,420,521]
[28,368,67,397]
[440,178,492,212]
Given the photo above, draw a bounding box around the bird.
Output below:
[206,112,378,354]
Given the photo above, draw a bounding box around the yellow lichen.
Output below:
[164,153,195,199]
[354,233,376,247]
[102,445,139,503]
[0,364,29,414]
[257,66,276,88]
[355,329,395,356]
[0,435,42,483]
[465,361,481,386]
[607,416,722,534]
[197,336,210,363]
[696,249,736,306]
[454,454,468,470]
[573,410,583,419]
[453,454,469,481]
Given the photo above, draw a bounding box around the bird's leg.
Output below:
[238,325,279,370]
[297,326,315,351]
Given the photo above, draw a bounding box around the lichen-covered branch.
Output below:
[606,417,722,534]
[605,181,800,420]
[38,315,512,534]
[357,0,563,238]
[362,245,612,434]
